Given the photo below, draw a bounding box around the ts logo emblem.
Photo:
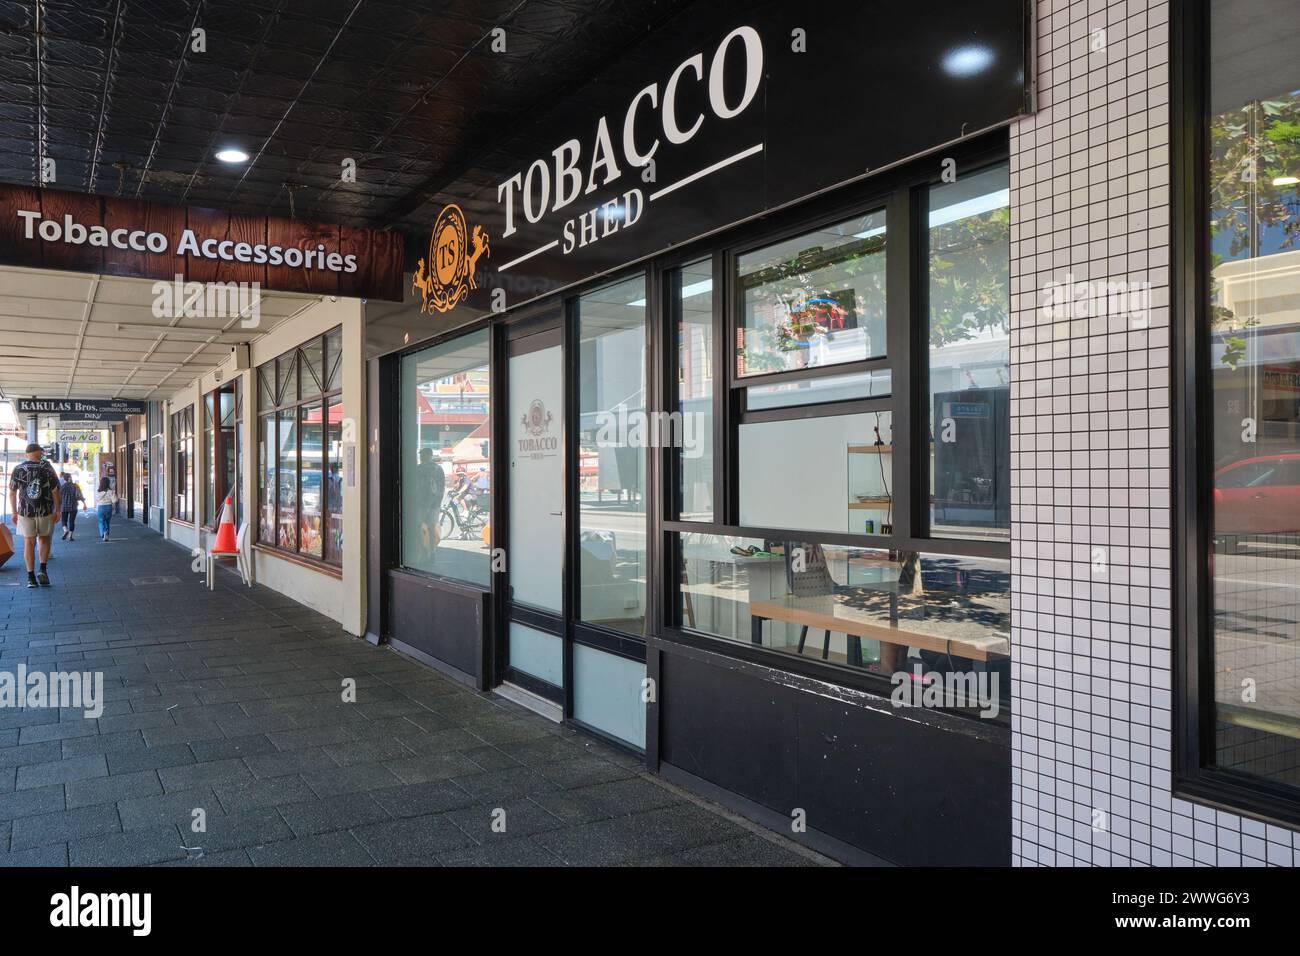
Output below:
[413,203,490,314]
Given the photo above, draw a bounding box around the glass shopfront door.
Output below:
[503,322,566,701]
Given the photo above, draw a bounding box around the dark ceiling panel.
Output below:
[0,0,702,227]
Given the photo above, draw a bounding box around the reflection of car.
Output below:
[1213,454,1300,535]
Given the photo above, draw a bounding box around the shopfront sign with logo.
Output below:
[419,0,1030,313]
[18,398,146,416]
[0,184,405,301]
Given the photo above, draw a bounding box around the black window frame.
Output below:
[657,132,1013,714]
[255,327,344,567]
[202,380,241,529]
[169,405,194,523]
[1173,0,1300,828]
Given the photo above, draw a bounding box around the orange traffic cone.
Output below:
[212,496,239,555]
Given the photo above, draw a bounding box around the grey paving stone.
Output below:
[444,800,566,843]
[384,751,482,785]
[279,791,390,837]
[321,738,414,767]
[17,720,98,745]
[66,769,163,809]
[247,830,374,867]
[0,740,62,769]
[449,766,560,803]
[69,824,187,866]
[10,804,121,851]
[642,835,822,867]
[60,730,147,757]
[437,837,564,867]
[155,848,252,866]
[117,786,220,831]
[0,842,68,866]
[266,725,356,752]
[212,774,316,814]
[0,784,66,822]
[369,780,477,819]
[300,761,404,798]
[351,814,476,863]
[242,748,336,779]
[0,766,12,793]
[531,777,682,824]
[16,753,108,790]
[188,733,278,763]
[158,757,255,792]
[184,808,293,854]
[107,743,196,775]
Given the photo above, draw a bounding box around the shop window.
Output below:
[1181,0,1300,808]
[256,328,344,565]
[746,368,891,410]
[677,534,1010,713]
[202,382,240,528]
[666,157,1012,718]
[169,405,193,523]
[399,329,491,587]
[736,210,886,378]
[673,259,714,522]
[926,162,1010,541]
[578,275,647,637]
[739,411,894,535]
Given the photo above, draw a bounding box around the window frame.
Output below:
[255,328,344,567]
[169,405,193,523]
[1172,0,1300,828]
[394,324,495,586]
[654,134,1012,711]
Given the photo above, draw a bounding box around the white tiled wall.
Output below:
[1009,0,1299,866]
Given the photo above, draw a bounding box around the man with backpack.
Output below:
[8,442,61,587]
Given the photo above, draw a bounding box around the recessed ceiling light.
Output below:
[215,149,249,164]
[1273,175,1299,186]
[942,45,995,77]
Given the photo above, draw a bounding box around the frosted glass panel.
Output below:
[509,622,563,687]
[572,643,645,748]
[508,344,564,611]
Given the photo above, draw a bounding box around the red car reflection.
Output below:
[1213,454,1300,535]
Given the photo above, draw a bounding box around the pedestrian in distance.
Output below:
[59,472,86,541]
[8,442,61,588]
[95,476,118,542]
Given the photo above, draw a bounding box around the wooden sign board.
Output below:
[0,184,405,301]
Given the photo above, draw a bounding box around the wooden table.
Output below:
[749,594,1010,665]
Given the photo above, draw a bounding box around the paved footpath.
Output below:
[0,516,828,866]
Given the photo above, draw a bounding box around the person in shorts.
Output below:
[8,442,61,588]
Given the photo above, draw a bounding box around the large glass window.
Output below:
[170,406,193,522]
[674,259,714,522]
[578,276,647,637]
[1203,0,1300,793]
[677,534,1010,714]
[736,210,886,377]
[202,382,240,528]
[926,163,1010,541]
[739,411,894,535]
[399,329,492,587]
[256,328,344,565]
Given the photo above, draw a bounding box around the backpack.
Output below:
[24,463,49,502]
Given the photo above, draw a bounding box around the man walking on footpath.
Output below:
[8,442,61,588]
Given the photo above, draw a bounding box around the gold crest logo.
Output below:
[413,203,490,314]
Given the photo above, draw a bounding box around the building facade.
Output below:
[3,0,1298,867]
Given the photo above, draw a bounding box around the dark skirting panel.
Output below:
[657,642,1012,866]
[386,569,490,689]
